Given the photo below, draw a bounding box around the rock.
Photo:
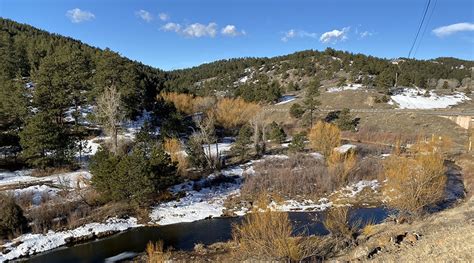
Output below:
[402,232,419,245]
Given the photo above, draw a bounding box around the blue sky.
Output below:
[1,0,473,70]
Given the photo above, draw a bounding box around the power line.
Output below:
[408,0,432,58]
[413,0,437,57]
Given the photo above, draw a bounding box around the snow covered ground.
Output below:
[390,88,470,109]
[149,164,249,225]
[327,83,363,93]
[0,170,91,189]
[275,95,296,105]
[0,217,140,262]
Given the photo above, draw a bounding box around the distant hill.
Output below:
[165,49,473,102]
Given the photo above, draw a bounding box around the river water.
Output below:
[24,207,388,263]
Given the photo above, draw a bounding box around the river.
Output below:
[23,207,389,263]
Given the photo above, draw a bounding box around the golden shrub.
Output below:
[146,240,171,263]
[215,97,262,129]
[323,206,356,240]
[383,150,446,215]
[159,92,195,115]
[327,150,357,185]
[309,121,341,156]
[163,137,188,176]
[232,208,301,261]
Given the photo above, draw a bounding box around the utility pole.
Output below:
[395,72,398,87]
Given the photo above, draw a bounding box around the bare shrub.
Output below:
[146,240,171,263]
[327,150,357,185]
[241,154,335,200]
[309,121,341,156]
[232,208,301,261]
[323,206,358,241]
[383,151,447,215]
[15,191,35,209]
[96,86,124,155]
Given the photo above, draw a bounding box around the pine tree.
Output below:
[303,78,321,127]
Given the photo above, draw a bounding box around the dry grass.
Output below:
[241,154,335,200]
[361,220,377,237]
[146,240,171,263]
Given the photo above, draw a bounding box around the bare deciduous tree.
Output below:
[96,86,123,155]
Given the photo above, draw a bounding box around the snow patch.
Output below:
[0,217,140,262]
[275,95,296,105]
[327,84,363,93]
[390,88,470,109]
[334,144,356,154]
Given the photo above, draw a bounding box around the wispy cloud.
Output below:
[221,25,246,37]
[135,9,153,22]
[359,30,373,38]
[320,27,350,43]
[432,22,474,37]
[66,8,95,23]
[281,29,317,42]
[159,13,169,21]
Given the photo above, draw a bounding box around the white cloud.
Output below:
[281,29,296,42]
[281,29,317,42]
[66,8,95,23]
[432,22,474,37]
[320,27,350,43]
[359,31,373,38]
[159,13,169,21]
[135,10,153,22]
[162,22,181,32]
[162,22,218,38]
[221,25,245,37]
[182,23,217,38]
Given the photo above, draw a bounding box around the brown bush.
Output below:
[146,240,171,263]
[232,208,301,261]
[309,121,341,156]
[382,151,447,215]
[163,137,188,176]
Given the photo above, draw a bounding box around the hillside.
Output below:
[165,49,473,101]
